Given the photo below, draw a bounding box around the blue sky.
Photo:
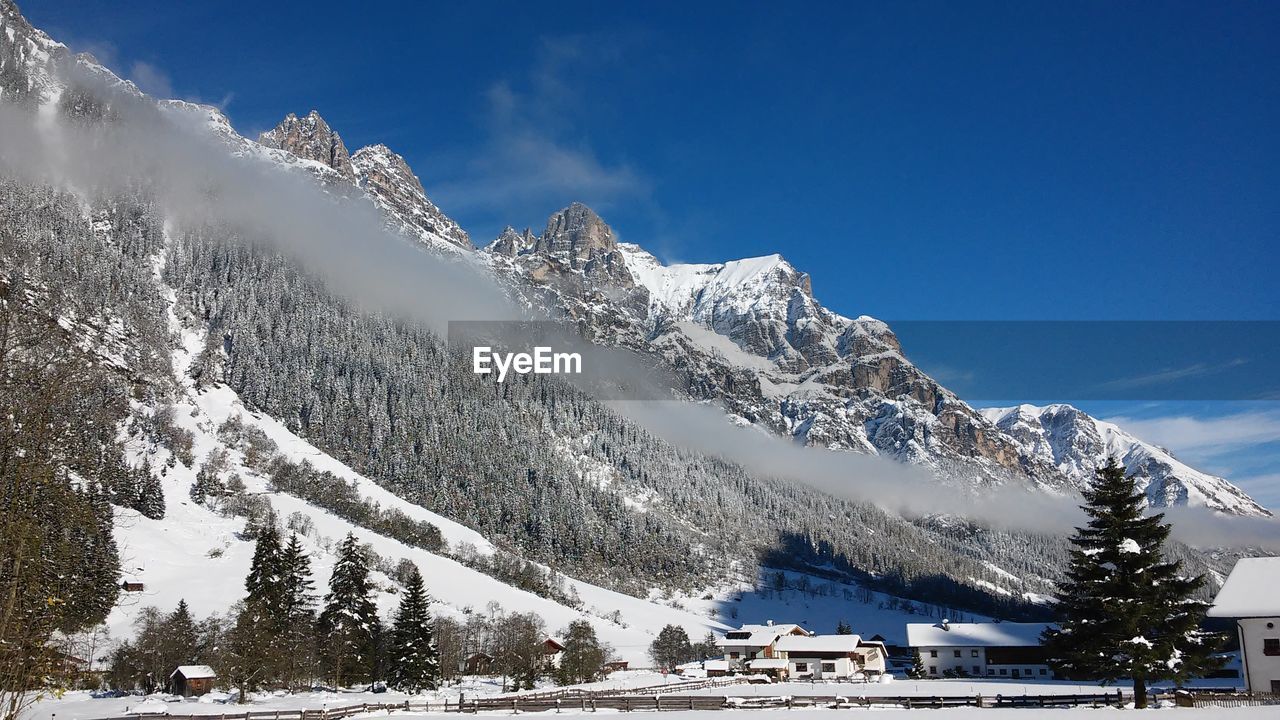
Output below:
[23,1,1280,504]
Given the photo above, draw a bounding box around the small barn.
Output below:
[541,637,565,670]
[170,665,216,697]
[603,660,629,673]
[463,652,495,675]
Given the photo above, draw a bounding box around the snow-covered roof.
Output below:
[776,634,862,654]
[1208,557,1280,618]
[905,622,1050,648]
[171,665,216,679]
[747,658,789,669]
[717,623,806,647]
[703,659,729,671]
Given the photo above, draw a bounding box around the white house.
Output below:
[717,622,809,672]
[1208,556,1280,694]
[774,634,865,679]
[906,621,1054,679]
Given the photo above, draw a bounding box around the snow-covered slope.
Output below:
[980,404,1270,516]
[108,265,730,664]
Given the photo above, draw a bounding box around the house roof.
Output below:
[905,622,1051,648]
[716,623,806,647]
[747,658,789,669]
[543,637,565,651]
[171,665,216,679]
[776,634,862,654]
[1208,557,1280,618]
[703,659,729,671]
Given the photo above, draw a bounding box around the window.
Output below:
[971,650,979,658]
[730,652,740,659]
[973,666,981,675]
[1000,669,1007,676]
[1264,638,1280,657]
[821,662,836,673]
[795,662,808,672]
[929,666,937,675]
[1039,669,1047,676]
[953,650,962,658]
[930,650,938,658]
[987,669,996,676]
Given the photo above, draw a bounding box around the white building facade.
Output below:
[905,621,1055,679]
[1208,557,1280,694]
[775,635,863,679]
[716,622,809,672]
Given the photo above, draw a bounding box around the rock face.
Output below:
[983,404,1272,516]
[258,110,357,182]
[351,144,470,251]
[256,113,469,252]
[480,205,1269,514]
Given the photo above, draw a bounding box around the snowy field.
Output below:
[22,671,1253,720]
[673,678,1242,698]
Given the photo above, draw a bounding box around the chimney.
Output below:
[766,620,774,627]
[941,618,951,631]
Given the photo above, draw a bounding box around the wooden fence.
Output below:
[1176,691,1280,708]
[88,690,1131,719]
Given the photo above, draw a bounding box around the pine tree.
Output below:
[1041,459,1222,708]
[648,625,692,671]
[908,648,927,679]
[280,534,317,688]
[388,567,439,693]
[236,514,287,684]
[318,533,382,688]
[135,461,165,520]
[245,514,286,614]
[836,620,853,635]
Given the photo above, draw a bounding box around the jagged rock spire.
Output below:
[258,110,357,182]
[534,202,616,262]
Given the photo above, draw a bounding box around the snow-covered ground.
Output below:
[673,678,1240,698]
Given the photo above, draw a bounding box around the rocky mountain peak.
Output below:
[258,110,357,182]
[534,202,617,263]
[350,143,471,250]
[487,226,537,257]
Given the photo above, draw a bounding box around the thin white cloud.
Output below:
[431,35,648,226]
[128,60,173,99]
[1096,358,1249,391]
[1103,410,1280,454]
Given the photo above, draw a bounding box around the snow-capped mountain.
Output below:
[256,110,472,252]
[476,204,1268,515]
[982,404,1270,516]
[0,0,1261,652]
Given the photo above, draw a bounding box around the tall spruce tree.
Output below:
[135,461,165,520]
[318,533,382,688]
[1042,459,1221,708]
[280,533,317,688]
[388,567,439,692]
[245,516,286,613]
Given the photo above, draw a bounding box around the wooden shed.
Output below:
[170,665,217,696]
[462,652,495,675]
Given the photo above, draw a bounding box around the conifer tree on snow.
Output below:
[1041,459,1221,708]
[836,620,853,635]
[135,461,165,520]
[908,649,927,679]
[245,514,286,615]
[388,566,439,692]
[280,533,317,688]
[318,533,382,688]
